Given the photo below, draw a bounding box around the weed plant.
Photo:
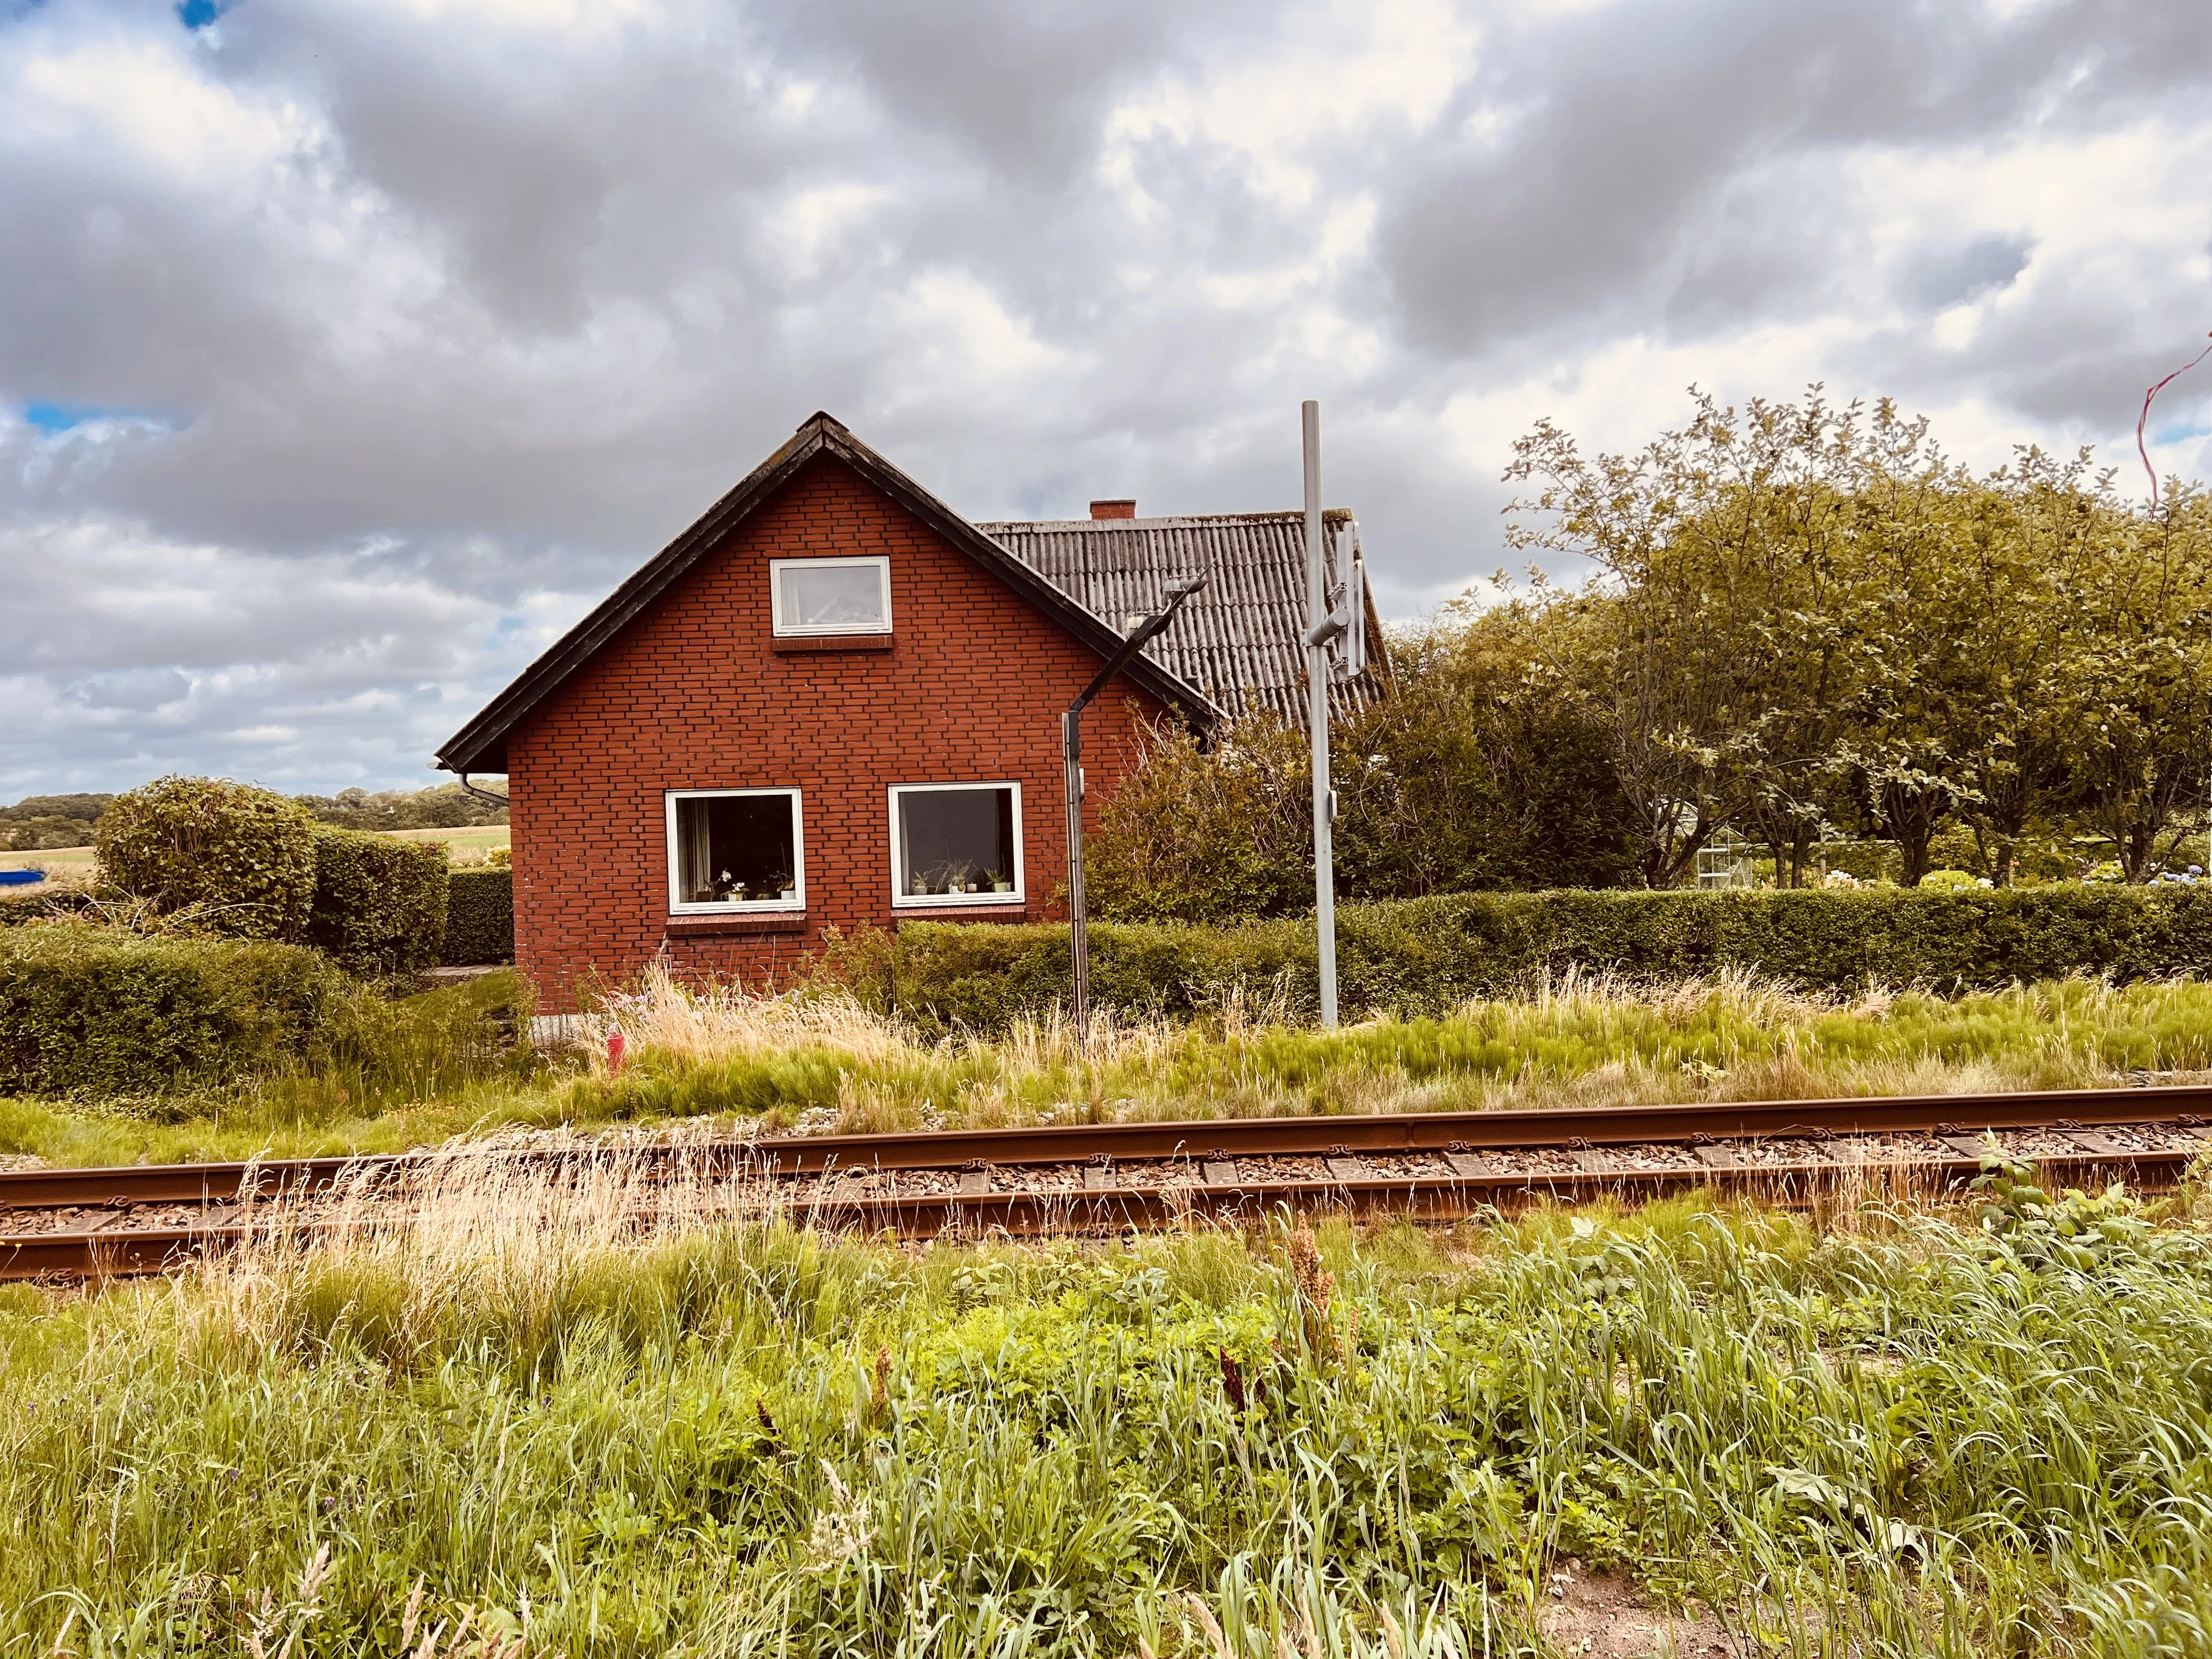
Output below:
[3,1149,2211,1656]
[10,966,2212,1166]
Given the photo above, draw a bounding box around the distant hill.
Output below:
[0,794,115,851]
[294,781,510,831]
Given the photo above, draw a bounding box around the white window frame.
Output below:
[769,555,893,636]
[888,781,1025,909]
[664,787,805,913]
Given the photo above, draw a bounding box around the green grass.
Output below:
[4,1177,2212,1656]
[10,969,2212,1169]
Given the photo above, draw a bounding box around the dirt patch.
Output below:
[1539,1562,1740,1657]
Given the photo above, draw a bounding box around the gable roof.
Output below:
[979,510,1392,726]
[434,413,1222,775]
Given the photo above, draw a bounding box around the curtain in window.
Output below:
[680,800,715,901]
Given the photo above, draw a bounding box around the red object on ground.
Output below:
[607,1028,627,1075]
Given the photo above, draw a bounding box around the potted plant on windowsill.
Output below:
[985,867,1011,893]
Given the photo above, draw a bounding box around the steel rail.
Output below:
[5,1144,2203,1280]
[5,1083,2210,1283]
[5,1082,2210,1211]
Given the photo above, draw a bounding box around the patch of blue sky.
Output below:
[488,616,531,650]
[2151,421,2212,445]
[21,402,167,435]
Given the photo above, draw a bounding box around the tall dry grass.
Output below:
[566,963,2212,1138]
[16,961,2212,1170]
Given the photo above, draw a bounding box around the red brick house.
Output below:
[436,412,1384,1009]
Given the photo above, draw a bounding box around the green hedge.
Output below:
[868,886,2212,1032]
[443,867,515,966]
[0,888,100,929]
[0,923,353,1098]
[94,775,320,941]
[306,825,448,977]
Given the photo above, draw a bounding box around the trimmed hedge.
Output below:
[870,886,2212,1032]
[443,867,515,966]
[94,776,319,941]
[306,825,448,977]
[0,923,353,1098]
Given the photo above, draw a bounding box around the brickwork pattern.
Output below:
[507,454,1164,1009]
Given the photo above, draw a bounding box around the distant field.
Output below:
[383,825,511,854]
[0,824,508,877]
[0,846,95,872]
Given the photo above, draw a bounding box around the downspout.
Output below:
[458,772,511,812]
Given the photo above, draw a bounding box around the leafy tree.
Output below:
[1092,387,2212,909]
[2051,482,2212,881]
[1943,452,2107,884]
[1333,599,1636,896]
[1504,388,1918,886]
[295,780,508,830]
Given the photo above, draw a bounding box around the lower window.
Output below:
[667,789,803,911]
[890,782,1023,905]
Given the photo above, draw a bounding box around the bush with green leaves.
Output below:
[94,775,319,941]
[305,825,448,977]
[0,922,535,1104]
[0,922,353,1098]
[1972,1153,2153,1272]
[853,883,2212,1032]
[443,866,514,965]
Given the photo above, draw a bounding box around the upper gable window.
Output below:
[770,556,892,635]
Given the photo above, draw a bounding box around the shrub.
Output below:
[855,884,2212,1032]
[0,923,353,1098]
[0,887,101,929]
[95,776,318,940]
[306,826,449,977]
[1919,869,1984,891]
[1086,712,1313,922]
[443,867,515,966]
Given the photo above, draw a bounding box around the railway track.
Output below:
[6,1084,2210,1282]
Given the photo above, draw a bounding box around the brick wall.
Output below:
[507,453,1166,1010]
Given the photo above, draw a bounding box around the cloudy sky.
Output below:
[4,0,2210,797]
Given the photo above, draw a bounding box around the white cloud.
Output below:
[5,32,312,185]
[4,0,2211,793]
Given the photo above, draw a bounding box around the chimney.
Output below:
[1089,499,1136,520]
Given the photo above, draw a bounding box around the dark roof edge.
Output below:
[978,507,1356,530]
[435,414,1220,774]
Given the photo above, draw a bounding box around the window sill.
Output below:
[895,903,1031,925]
[665,913,808,937]
[772,634,895,654]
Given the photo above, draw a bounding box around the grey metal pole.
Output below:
[1303,399,1339,1029]
[1063,710,1088,1054]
